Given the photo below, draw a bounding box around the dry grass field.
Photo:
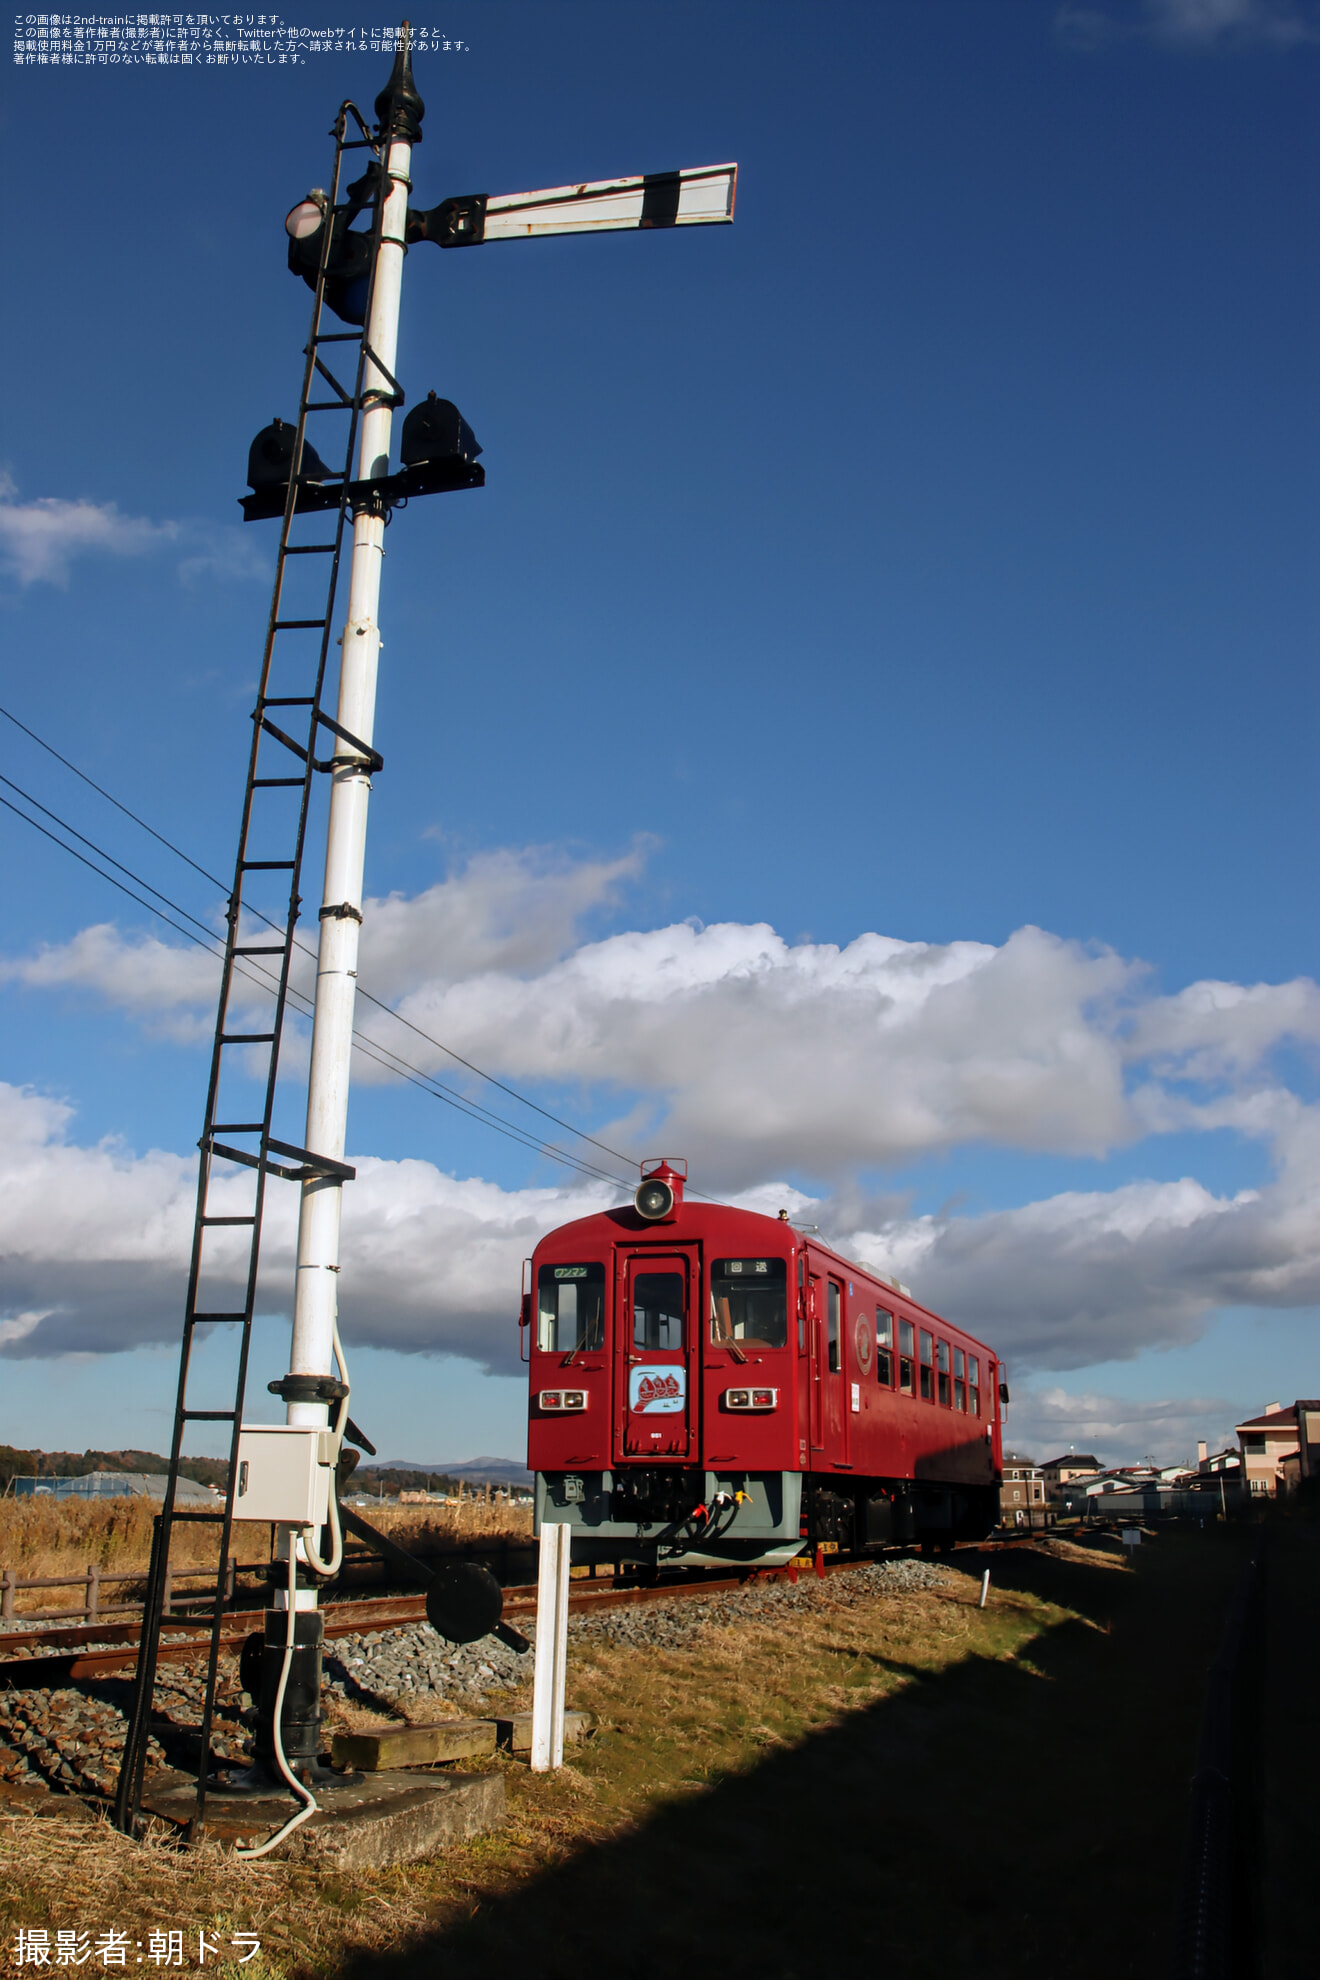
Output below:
[1,1528,1272,1979]
[0,1497,533,1616]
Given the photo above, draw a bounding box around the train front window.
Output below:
[898,1319,915,1395]
[537,1263,605,1353]
[876,1309,893,1387]
[634,1273,685,1350]
[711,1258,787,1349]
[919,1329,934,1401]
[937,1338,951,1406]
[827,1281,841,1372]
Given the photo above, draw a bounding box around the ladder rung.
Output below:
[262,696,315,708]
[253,777,305,788]
[313,331,360,343]
[188,1313,250,1324]
[273,618,329,631]
[200,1215,257,1227]
[211,1122,266,1133]
[283,544,337,555]
[234,944,288,955]
[220,1032,276,1044]
[181,1409,237,1422]
[170,1512,227,1523]
[304,400,357,413]
[239,860,295,871]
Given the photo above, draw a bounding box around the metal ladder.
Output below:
[113,99,394,1841]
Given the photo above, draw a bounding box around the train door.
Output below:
[822,1275,849,1467]
[806,1267,823,1455]
[619,1250,696,1460]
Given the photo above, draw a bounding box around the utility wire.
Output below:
[0,703,638,1172]
[2,789,632,1192]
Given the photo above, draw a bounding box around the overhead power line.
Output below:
[1,784,632,1192]
[0,703,637,1173]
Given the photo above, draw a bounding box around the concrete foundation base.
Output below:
[141,1768,505,1867]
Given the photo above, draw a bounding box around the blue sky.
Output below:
[2,0,1318,1468]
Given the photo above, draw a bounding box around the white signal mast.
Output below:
[287,31,735,1756]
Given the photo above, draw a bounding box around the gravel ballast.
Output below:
[0,1558,955,1797]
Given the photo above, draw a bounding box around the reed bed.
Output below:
[0,1494,533,1615]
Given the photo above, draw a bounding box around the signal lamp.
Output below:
[400,392,482,469]
[724,1387,778,1411]
[635,1157,687,1221]
[247,419,334,492]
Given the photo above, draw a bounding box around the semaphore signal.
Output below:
[112,24,736,1848]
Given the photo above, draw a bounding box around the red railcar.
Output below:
[525,1161,1003,1567]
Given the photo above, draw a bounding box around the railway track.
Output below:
[0,1532,1056,1691]
[0,1555,850,1688]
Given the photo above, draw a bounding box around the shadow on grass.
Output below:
[342,1531,1248,1980]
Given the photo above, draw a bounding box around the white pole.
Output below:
[531,1523,571,1772]
[979,1568,990,1609]
[288,50,418,1440]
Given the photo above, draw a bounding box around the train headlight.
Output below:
[537,1390,586,1412]
[723,1387,778,1411]
[635,1177,674,1220]
[635,1157,687,1220]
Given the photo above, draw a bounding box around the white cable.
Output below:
[299,1317,350,1578]
[235,1543,319,1860]
[236,1322,352,1853]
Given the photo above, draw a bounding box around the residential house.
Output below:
[1235,1403,1300,1497]
[1040,1454,1102,1500]
[1000,1451,1046,1523]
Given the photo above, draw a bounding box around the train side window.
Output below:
[898,1319,915,1395]
[919,1329,934,1401]
[710,1258,788,1349]
[633,1272,685,1350]
[797,1254,806,1351]
[876,1308,893,1386]
[537,1262,605,1353]
[936,1338,951,1406]
[827,1281,841,1372]
[969,1356,980,1416]
[953,1346,967,1412]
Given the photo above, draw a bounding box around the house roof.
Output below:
[1236,1407,1297,1432]
[1040,1455,1102,1471]
[1002,1450,1038,1467]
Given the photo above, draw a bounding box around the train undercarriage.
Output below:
[535,1467,999,1570]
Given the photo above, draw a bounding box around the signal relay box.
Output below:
[232,1424,340,1526]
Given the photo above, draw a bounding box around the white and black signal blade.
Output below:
[410,163,737,250]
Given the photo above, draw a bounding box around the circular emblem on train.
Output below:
[854,1312,873,1372]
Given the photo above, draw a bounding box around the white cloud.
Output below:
[0,474,270,588]
[6,852,1319,1195]
[0,1081,613,1366]
[2,1071,1317,1386]
[839,1103,1320,1371]
[0,475,178,586]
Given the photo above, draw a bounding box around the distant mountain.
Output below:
[369,1456,532,1486]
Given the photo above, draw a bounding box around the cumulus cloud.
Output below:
[4,849,1319,1381]
[0,474,269,588]
[3,1066,1318,1389]
[0,1081,615,1366]
[839,1097,1320,1371]
[6,851,1320,1194]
